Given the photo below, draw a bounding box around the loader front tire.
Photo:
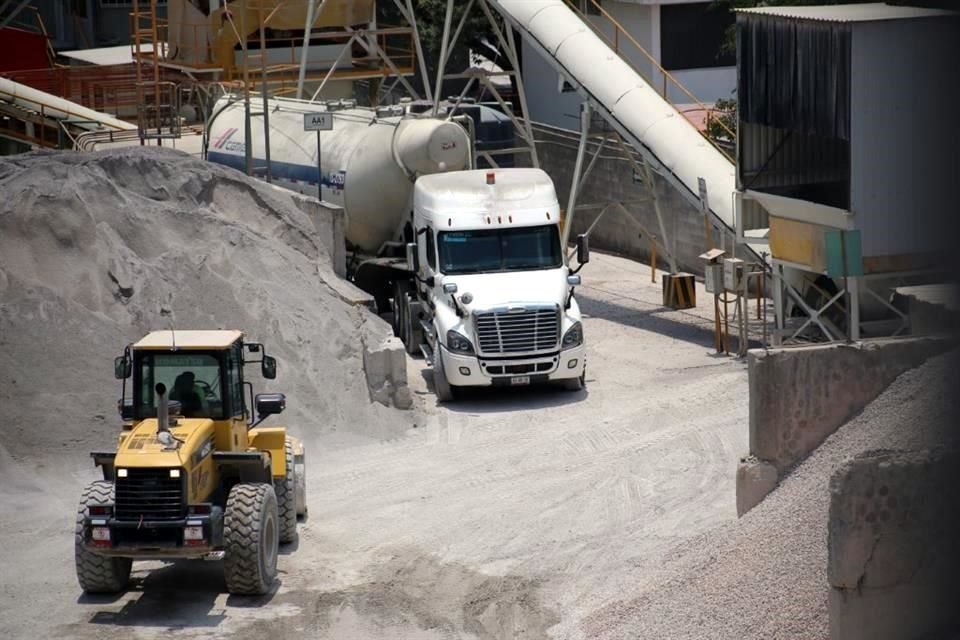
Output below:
[274,438,298,544]
[223,483,279,595]
[75,480,131,594]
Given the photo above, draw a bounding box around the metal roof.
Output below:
[59,43,165,66]
[134,330,243,350]
[736,3,955,22]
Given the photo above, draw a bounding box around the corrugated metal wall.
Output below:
[739,121,849,208]
[850,17,960,259]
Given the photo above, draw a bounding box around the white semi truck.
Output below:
[206,95,589,400]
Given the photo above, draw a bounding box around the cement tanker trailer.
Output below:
[206,95,590,401]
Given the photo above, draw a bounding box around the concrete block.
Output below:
[361,317,412,410]
[736,457,778,516]
[828,449,960,640]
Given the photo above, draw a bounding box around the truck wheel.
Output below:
[561,370,587,392]
[403,291,421,356]
[391,281,404,338]
[75,480,131,594]
[432,350,456,403]
[274,438,298,544]
[223,483,279,595]
[294,444,307,519]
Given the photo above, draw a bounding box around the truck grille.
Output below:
[474,306,560,355]
[115,468,185,521]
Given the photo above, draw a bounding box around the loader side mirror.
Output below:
[114,355,131,379]
[576,234,590,266]
[261,355,277,379]
[255,393,286,417]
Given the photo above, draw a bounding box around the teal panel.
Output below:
[825,230,863,278]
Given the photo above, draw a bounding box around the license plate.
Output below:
[510,376,531,386]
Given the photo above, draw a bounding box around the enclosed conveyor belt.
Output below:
[486,0,760,257]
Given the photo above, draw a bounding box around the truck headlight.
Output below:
[446,330,475,355]
[561,322,583,350]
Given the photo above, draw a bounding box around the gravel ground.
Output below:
[582,348,960,640]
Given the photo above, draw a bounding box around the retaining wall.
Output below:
[828,449,960,639]
[737,338,950,515]
[524,124,732,275]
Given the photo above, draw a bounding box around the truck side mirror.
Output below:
[114,355,131,379]
[255,392,285,417]
[405,242,419,273]
[576,234,590,265]
[262,355,277,379]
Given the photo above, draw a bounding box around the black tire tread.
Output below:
[75,480,131,593]
[223,483,278,595]
[274,438,298,544]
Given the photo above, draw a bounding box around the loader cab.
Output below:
[115,330,280,428]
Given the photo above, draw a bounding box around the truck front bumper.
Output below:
[440,344,586,387]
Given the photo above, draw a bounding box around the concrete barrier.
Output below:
[828,449,960,639]
[524,124,730,276]
[287,194,347,278]
[361,314,413,410]
[737,337,950,515]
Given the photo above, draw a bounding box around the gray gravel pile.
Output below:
[583,348,960,640]
[0,147,398,469]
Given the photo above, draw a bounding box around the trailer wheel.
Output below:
[223,483,279,595]
[432,349,456,403]
[274,438,298,544]
[75,480,131,594]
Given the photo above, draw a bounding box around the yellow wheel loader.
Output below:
[76,331,307,595]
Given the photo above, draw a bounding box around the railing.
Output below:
[129,6,416,88]
[566,0,737,161]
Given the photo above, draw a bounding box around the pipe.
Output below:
[156,383,170,433]
[0,77,136,131]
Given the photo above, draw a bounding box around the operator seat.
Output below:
[171,371,203,416]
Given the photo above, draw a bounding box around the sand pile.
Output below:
[583,349,960,640]
[0,147,400,466]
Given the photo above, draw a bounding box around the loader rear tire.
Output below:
[274,438,298,544]
[75,480,131,594]
[223,483,278,595]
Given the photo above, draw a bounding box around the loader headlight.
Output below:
[561,322,583,350]
[446,330,475,355]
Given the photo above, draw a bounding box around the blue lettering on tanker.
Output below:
[208,150,347,191]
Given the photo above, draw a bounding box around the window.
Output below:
[425,227,437,270]
[136,352,224,419]
[660,2,735,71]
[226,343,245,418]
[558,75,576,94]
[438,224,562,275]
[580,0,602,16]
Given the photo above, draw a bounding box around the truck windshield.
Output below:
[135,352,224,419]
[438,224,562,275]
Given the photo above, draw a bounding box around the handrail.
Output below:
[567,0,737,156]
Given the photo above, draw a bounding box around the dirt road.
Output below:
[0,253,748,639]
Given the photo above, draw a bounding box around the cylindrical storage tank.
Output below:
[206,96,470,253]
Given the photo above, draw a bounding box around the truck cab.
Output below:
[410,168,588,400]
